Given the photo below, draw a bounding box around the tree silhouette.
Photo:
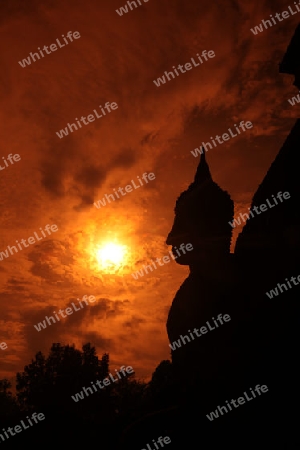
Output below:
[16,343,110,413]
[13,342,150,448]
[0,379,18,419]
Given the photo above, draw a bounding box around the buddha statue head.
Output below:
[166,151,234,268]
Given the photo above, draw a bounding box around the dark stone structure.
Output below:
[279,23,300,88]
[165,27,300,447]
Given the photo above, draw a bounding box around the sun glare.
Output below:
[96,242,128,272]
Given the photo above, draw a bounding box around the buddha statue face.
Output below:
[166,202,233,267]
[166,208,195,266]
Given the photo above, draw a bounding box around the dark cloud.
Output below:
[21,304,64,357]
[106,299,130,318]
[73,148,137,207]
[83,331,114,351]
[88,299,110,317]
[109,148,137,169]
[76,165,106,189]
[27,240,75,284]
[122,315,146,328]
[41,161,67,198]
[41,146,137,209]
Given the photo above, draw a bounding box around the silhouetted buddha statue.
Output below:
[165,147,299,447]
[166,151,248,405]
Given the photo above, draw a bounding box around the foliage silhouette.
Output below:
[0,342,158,448]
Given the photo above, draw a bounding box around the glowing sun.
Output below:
[96,242,128,271]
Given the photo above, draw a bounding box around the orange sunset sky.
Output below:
[0,0,299,384]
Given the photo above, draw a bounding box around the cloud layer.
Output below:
[0,0,298,381]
